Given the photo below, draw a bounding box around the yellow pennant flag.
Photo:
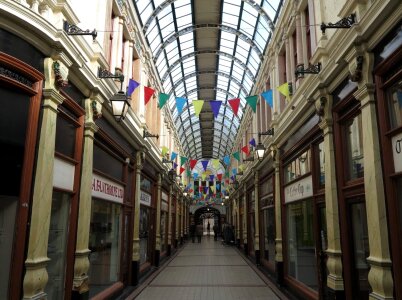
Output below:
[201,173,207,181]
[210,185,215,193]
[212,159,220,169]
[277,82,290,100]
[192,100,205,116]
[161,146,169,156]
[238,164,244,172]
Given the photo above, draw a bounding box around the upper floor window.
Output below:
[284,149,311,184]
[346,113,364,180]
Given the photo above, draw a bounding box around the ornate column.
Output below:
[242,184,248,255]
[319,96,345,299]
[23,58,64,299]
[273,146,284,285]
[167,185,173,256]
[131,151,143,285]
[154,173,162,267]
[353,52,393,299]
[254,171,260,265]
[72,95,100,299]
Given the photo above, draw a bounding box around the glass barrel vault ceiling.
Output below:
[134,0,282,160]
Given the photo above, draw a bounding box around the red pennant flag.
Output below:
[199,186,203,192]
[228,98,241,116]
[217,173,223,181]
[241,145,250,155]
[189,159,198,170]
[225,179,229,184]
[179,167,185,174]
[144,86,155,105]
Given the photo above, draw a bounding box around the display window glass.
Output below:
[262,195,275,264]
[286,198,318,291]
[160,212,167,253]
[88,199,122,297]
[345,113,364,180]
[139,206,150,264]
[284,149,311,184]
[318,142,325,187]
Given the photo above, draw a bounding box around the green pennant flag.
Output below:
[232,151,240,161]
[225,170,230,178]
[186,169,191,178]
[246,95,258,113]
[180,156,188,166]
[158,93,169,109]
[192,100,204,116]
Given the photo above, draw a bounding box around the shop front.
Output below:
[161,190,169,257]
[247,188,255,258]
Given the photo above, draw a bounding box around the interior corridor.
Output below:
[128,237,287,300]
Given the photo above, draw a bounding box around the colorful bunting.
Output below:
[239,164,245,172]
[158,93,169,109]
[179,167,185,174]
[161,146,169,156]
[144,86,155,105]
[223,155,230,165]
[209,100,222,118]
[216,183,220,190]
[209,174,215,181]
[210,186,215,193]
[241,145,249,155]
[171,152,177,161]
[232,168,237,175]
[217,173,223,181]
[201,173,207,181]
[189,159,198,170]
[261,89,273,108]
[232,151,240,161]
[180,156,188,166]
[186,169,191,178]
[193,173,198,179]
[173,162,178,169]
[203,186,209,194]
[225,170,230,178]
[246,95,258,112]
[176,97,187,114]
[201,160,209,171]
[127,79,140,96]
[277,82,290,100]
[228,98,241,116]
[212,159,220,169]
[249,138,256,147]
[192,100,204,116]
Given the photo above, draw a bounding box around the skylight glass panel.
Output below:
[149,34,162,52]
[262,0,279,21]
[240,19,256,37]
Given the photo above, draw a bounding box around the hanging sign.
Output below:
[140,191,152,206]
[162,191,169,211]
[53,158,75,191]
[284,175,313,203]
[92,173,124,203]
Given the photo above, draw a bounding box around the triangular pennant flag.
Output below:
[210,186,215,193]
[277,82,290,100]
[201,160,209,172]
[189,159,198,170]
[144,86,155,105]
[249,138,256,147]
[225,170,230,178]
[232,151,240,161]
[216,183,220,190]
[209,100,222,118]
[217,173,223,181]
[228,98,241,116]
[239,164,245,172]
[230,175,235,181]
[176,97,187,114]
[193,172,198,179]
[209,175,215,181]
[246,95,258,113]
[241,145,250,155]
[158,93,169,109]
[199,186,203,192]
[186,169,191,178]
[225,179,230,184]
[173,162,178,169]
[232,168,237,175]
[127,79,140,96]
[161,146,169,156]
[171,152,177,161]
[261,89,273,108]
[180,156,188,166]
[212,159,220,169]
[223,155,230,165]
[192,100,204,116]
[203,186,209,194]
[201,173,207,181]
[179,167,185,174]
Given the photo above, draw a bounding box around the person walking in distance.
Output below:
[207,222,210,236]
[196,222,203,243]
[213,223,218,241]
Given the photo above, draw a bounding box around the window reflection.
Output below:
[388,80,402,129]
[346,114,364,180]
[285,149,311,183]
[319,142,325,186]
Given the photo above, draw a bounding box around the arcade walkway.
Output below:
[128,236,288,300]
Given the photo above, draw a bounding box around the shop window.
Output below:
[45,191,71,299]
[160,211,167,252]
[346,113,364,180]
[318,141,325,187]
[55,111,77,158]
[284,149,311,183]
[387,80,402,129]
[88,199,121,297]
[93,143,124,181]
[287,198,318,290]
[139,206,150,264]
[262,195,275,264]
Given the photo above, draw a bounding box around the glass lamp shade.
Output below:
[110,91,130,121]
[225,195,229,200]
[255,142,266,160]
[183,192,188,197]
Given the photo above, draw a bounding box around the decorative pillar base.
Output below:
[255,250,261,266]
[326,287,345,300]
[154,250,160,268]
[72,290,89,300]
[244,243,248,256]
[131,261,140,286]
[167,245,171,256]
[276,261,284,286]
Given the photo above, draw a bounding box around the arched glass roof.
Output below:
[134,0,282,160]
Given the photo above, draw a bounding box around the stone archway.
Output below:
[193,206,221,236]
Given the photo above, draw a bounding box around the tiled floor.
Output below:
[128,236,288,300]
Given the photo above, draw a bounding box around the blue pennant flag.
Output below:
[127,79,140,96]
[261,89,273,108]
[176,97,187,114]
[223,155,230,165]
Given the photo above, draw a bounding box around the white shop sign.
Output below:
[285,175,313,203]
[140,191,152,207]
[162,192,168,201]
[92,174,124,204]
[161,201,168,212]
[53,158,75,191]
[392,132,402,172]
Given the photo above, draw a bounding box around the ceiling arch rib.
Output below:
[143,0,275,34]
[154,24,263,61]
[161,50,255,82]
